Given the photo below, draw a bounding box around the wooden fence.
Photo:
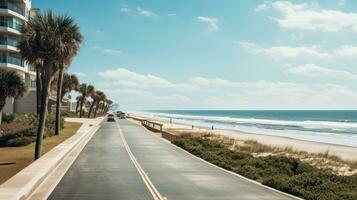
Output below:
[128,116,181,142]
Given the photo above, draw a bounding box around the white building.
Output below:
[1,0,38,114]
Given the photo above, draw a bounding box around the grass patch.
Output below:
[0,122,82,184]
[173,136,357,200]
[169,130,357,176]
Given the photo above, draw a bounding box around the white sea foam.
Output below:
[134,111,357,130]
[130,111,357,147]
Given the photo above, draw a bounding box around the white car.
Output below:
[107,114,115,122]
[119,112,126,119]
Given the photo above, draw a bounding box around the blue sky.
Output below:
[33,0,357,110]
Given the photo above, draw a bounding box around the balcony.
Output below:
[0,54,23,66]
[0,37,17,47]
[0,16,22,31]
[0,2,24,16]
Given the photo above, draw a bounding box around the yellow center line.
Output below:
[115,119,166,200]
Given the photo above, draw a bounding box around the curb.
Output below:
[0,117,103,200]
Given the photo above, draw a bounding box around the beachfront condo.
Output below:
[1,0,38,114]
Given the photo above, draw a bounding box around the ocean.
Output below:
[132,110,357,147]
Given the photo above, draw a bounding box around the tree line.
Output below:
[0,10,112,160]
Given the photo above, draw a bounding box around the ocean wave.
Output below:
[135,111,357,130]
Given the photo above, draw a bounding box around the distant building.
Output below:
[1,0,38,114]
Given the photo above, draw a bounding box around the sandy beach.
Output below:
[131,114,357,161]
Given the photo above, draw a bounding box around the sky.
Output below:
[33,0,357,110]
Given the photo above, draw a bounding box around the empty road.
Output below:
[49,119,296,200]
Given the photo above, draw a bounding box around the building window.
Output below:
[0,16,23,31]
[0,1,24,16]
[0,53,24,67]
[0,36,18,47]
[31,79,36,88]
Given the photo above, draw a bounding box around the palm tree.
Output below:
[91,91,106,118]
[105,100,113,113]
[55,72,80,135]
[54,20,82,135]
[0,69,27,125]
[88,90,104,118]
[19,10,83,160]
[78,83,94,118]
[60,73,79,102]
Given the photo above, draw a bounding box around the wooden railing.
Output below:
[128,116,181,142]
[141,120,163,132]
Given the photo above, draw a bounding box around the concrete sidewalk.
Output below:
[119,119,295,200]
[48,121,152,200]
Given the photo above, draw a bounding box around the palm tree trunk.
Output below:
[36,68,42,115]
[55,67,64,135]
[34,68,52,160]
[79,95,84,118]
[87,101,96,118]
[93,102,99,118]
[0,95,6,126]
[75,99,80,113]
[0,111,2,126]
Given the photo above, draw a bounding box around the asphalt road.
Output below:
[48,121,152,200]
[49,119,295,200]
[119,119,295,200]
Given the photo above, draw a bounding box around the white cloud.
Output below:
[93,46,122,54]
[335,45,357,57]
[285,64,357,80]
[98,68,194,89]
[167,13,176,17]
[239,42,357,59]
[72,72,86,77]
[239,42,330,59]
[120,5,131,13]
[254,1,271,12]
[97,68,357,109]
[137,7,157,17]
[271,1,357,32]
[189,77,357,109]
[120,7,131,13]
[197,16,219,31]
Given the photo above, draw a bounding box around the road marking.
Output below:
[115,120,166,200]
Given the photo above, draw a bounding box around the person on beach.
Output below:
[192,125,194,129]
[212,125,214,130]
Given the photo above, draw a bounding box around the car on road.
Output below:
[107,114,115,122]
[116,111,127,119]
[120,112,126,119]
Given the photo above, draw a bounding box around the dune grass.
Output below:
[0,122,82,184]
[172,136,357,200]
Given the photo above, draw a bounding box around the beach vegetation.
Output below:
[172,136,357,200]
[0,113,64,147]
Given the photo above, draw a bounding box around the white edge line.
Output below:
[115,119,164,200]
[129,119,304,200]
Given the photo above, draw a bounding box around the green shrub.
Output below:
[172,137,357,200]
[61,110,78,118]
[0,113,64,147]
[1,113,15,124]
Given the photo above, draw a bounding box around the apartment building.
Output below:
[1,0,38,114]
